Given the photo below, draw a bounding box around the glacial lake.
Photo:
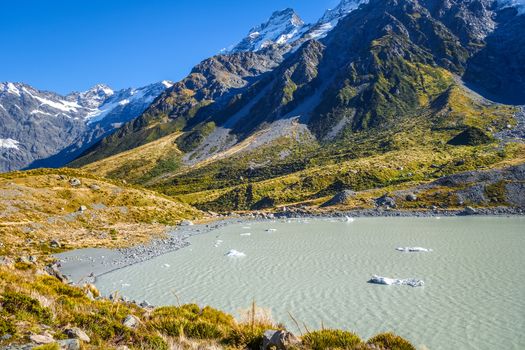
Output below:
[95,217,525,350]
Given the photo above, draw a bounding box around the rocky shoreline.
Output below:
[56,207,524,287]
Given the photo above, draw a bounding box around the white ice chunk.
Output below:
[396,247,433,253]
[240,233,252,236]
[368,275,425,287]
[226,249,246,257]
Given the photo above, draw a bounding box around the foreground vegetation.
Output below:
[0,266,416,350]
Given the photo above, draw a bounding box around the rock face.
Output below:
[322,190,357,207]
[0,81,172,172]
[29,333,54,344]
[262,330,300,350]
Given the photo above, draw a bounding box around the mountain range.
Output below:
[2,0,525,212]
[0,81,172,172]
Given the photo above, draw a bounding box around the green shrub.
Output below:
[1,291,53,324]
[149,304,235,339]
[0,316,16,337]
[223,324,269,349]
[367,332,416,350]
[302,329,362,350]
[33,344,60,350]
[14,262,34,271]
[73,312,133,342]
[141,334,168,350]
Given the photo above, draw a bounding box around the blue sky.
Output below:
[1,0,339,94]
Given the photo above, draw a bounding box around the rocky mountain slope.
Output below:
[0,81,172,172]
[72,0,525,212]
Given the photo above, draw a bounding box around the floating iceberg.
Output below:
[226,249,246,257]
[240,233,252,236]
[344,216,355,223]
[368,275,424,287]
[396,247,433,253]
[266,228,277,232]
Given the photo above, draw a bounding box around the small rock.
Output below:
[122,315,140,329]
[29,333,54,344]
[115,346,131,350]
[50,239,61,248]
[0,256,14,267]
[406,193,418,202]
[139,300,152,308]
[28,255,38,263]
[262,330,300,350]
[180,220,194,226]
[69,178,82,187]
[58,339,81,350]
[78,205,88,212]
[89,184,101,191]
[17,256,31,264]
[64,327,90,343]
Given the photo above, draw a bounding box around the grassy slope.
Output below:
[0,168,201,260]
[77,76,523,213]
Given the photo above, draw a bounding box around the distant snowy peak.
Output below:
[226,8,308,53]
[67,84,114,109]
[85,80,173,124]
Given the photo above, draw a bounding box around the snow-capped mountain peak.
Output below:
[222,0,368,54]
[225,8,308,53]
[307,0,369,40]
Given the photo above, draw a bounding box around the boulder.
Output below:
[69,178,82,187]
[180,220,194,226]
[78,205,88,212]
[463,206,478,215]
[89,184,101,191]
[123,315,140,329]
[262,330,300,350]
[251,197,276,210]
[58,339,81,350]
[375,195,396,208]
[64,327,90,343]
[322,190,357,207]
